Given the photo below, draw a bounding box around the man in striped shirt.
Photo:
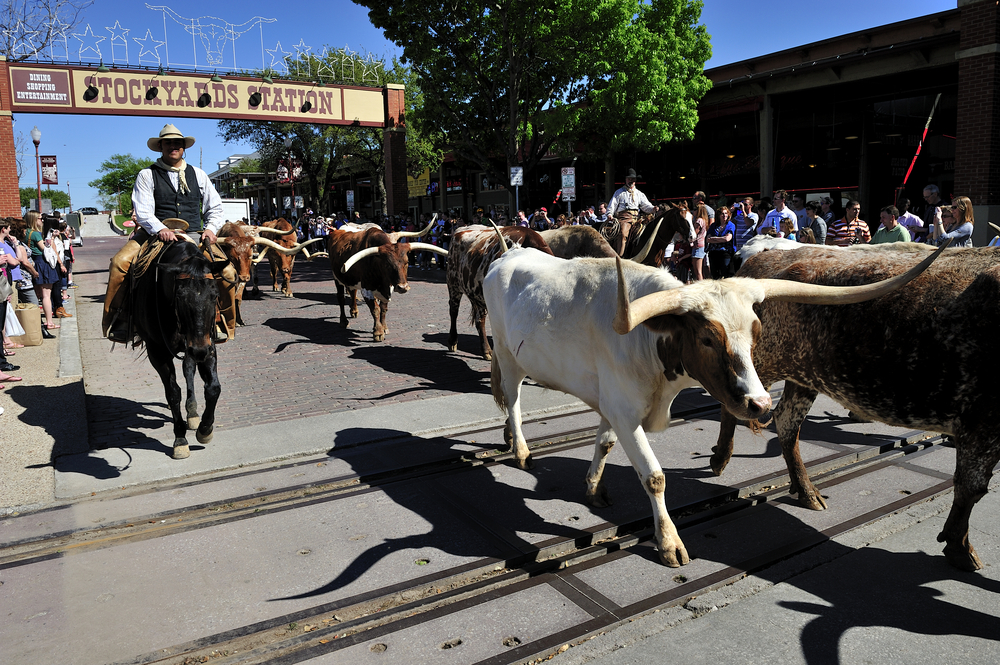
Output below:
[825,200,871,246]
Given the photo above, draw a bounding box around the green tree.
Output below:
[219,53,442,216]
[19,186,69,211]
[354,0,712,199]
[87,154,153,215]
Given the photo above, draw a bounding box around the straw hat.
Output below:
[147,124,196,151]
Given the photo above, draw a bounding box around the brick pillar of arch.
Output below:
[0,57,23,217]
[955,0,1000,244]
[383,83,408,217]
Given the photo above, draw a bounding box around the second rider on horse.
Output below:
[103,123,237,344]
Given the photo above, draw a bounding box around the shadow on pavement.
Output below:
[349,345,489,397]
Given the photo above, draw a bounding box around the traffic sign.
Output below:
[561,167,576,189]
[346,189,355,210]
[510,166,524,186]
[562,187,576,202]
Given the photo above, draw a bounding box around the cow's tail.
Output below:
[490,353,507,412]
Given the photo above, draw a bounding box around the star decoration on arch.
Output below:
[4,21,40,59]
[73,24,106,61]
[44,17,72,61]
[133,29,165,63]
[265,41,291,73]
[105,20,130,43]
[292,38,311,74]
[315,47,335,80]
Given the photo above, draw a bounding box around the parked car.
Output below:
[79,207,99,215]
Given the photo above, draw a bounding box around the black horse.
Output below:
[130,240,227,459]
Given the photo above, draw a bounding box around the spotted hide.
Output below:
[446,225,553,360]
[539,225,618,259]
[713,243,1000,571]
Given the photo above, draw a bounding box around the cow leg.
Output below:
[379,299,389,337]
[349,289,359,318]
[364,296,385,342]
[182,354,200,430]
[269,260,279,292]
[584,417,617,508]
[711,406,738,475]
[336,283,351,328]
[475,309,492,361]
[194,347,221,445]
[611,417,689,567]
[492,349,533,469]
[773,382,825,510]
[446,281,462,352]
[936,424,1000,571]
[235,283,246,326]
[282,270,293,297]
[147,345,189,459]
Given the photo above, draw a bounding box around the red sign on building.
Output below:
[40,155,58,185]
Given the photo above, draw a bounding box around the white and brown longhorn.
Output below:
[483,239,944,568]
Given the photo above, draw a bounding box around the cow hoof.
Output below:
[196,427,214,444]
[658,545,690,568]
[483,351,493,361]
[584,484,612,508]
[447,343,458,352]
[373,333,385,342]
[797,491,828,511]
[709,453,729,476]
[187,416,201,430]
[516,454,534,471]
[941,540,984,571]
[172,442,190,460]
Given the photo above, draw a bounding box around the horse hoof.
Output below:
[196,427,214,444]
[187,416,201,430]
[172,443,190,459]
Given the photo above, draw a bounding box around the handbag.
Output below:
[4,301,25,337]
[0,269,12,301]
[43,244,58,268]
[11,303,42,346]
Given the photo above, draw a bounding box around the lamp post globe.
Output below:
[30,126,41,213]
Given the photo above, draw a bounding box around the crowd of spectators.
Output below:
[1,211,76,404]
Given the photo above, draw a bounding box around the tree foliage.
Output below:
[355,0,712,196]
[0,0,93,62]
[20,186,70,211]
[87,154,154,215]
[219,52,442,215]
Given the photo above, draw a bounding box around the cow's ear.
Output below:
[641,313,683,333]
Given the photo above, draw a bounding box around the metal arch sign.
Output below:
[6,63,388,126]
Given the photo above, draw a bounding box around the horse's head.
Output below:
[157,243,224,362]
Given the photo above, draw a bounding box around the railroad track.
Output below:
[0,392,955,665]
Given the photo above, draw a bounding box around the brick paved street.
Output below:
[72,237,495,450]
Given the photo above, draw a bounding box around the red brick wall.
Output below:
[955,0,1000,205]
[383,85,408,216]
[0,59,23,216]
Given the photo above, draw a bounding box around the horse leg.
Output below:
[148,345,189,459]
[195,346,222,445]
[183,354,200,430]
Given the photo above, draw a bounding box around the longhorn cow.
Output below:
[329,219,447,341]
[710,241,997,572]
[482,238,944,567]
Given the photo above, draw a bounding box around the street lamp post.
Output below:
[30,126,41,212]
[283,136,295,220]
[67,181,72,212]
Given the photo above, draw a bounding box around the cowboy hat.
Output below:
[625,168,640,179]
[148,124,196,151]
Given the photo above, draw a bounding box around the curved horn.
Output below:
[307,251,329,261]
[389,214,437,242]
[629,217,663,263]
[406,242,449,256]
[613,257,685,334]
[760,239,949,303]
[253,236,325,255]
[342,245,382,273]
[488,219,509,253]
[990,222,1000,235]
[614,240,951,335]
[256,226,296,236]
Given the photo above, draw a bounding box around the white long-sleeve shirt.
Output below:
[607,185,655,217]
[132,163,224,235]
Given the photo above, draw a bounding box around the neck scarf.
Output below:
[154,158,190,194]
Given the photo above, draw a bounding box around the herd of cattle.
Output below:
[204,211,996,573]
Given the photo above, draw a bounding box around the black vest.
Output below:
[152,164,203,232]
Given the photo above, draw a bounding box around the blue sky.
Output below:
[14,0,956,209]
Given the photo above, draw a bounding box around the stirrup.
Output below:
[213,325,229,343]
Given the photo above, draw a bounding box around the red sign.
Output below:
[9,68,71,106]
[40,156,58,185]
